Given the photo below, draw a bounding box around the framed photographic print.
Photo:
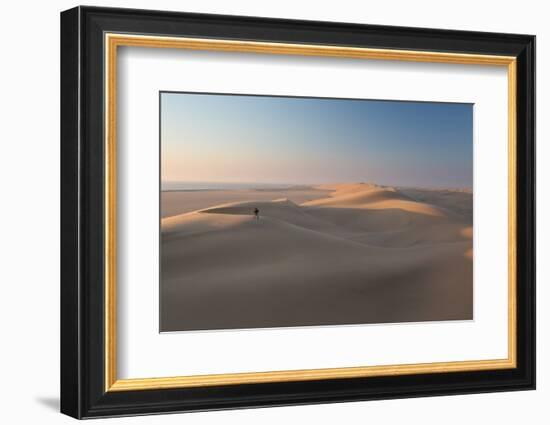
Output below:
[60,6,536,419]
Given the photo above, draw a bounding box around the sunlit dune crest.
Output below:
[313,182,378,193]
[303,184,444,217]
[161,211,249,235]
[201,198,299,215]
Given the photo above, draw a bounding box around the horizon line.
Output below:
[161,180,473,190]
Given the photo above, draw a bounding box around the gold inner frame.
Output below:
[104,33,517,392]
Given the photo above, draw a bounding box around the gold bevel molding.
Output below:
[104,32,517,392]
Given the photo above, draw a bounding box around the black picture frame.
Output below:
[61,5,535,419]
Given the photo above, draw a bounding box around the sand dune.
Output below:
[303,184,445,217]
[161,187,330,218]
[160,183,473,332]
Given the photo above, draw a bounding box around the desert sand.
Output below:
[160,183,473,332]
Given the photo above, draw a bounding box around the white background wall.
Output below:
[0,0,545,423]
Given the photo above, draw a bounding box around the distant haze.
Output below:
[161,92,473,189]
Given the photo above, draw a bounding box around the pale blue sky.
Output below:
[161,92,473,188]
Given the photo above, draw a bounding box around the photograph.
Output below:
[160,92,474,332]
